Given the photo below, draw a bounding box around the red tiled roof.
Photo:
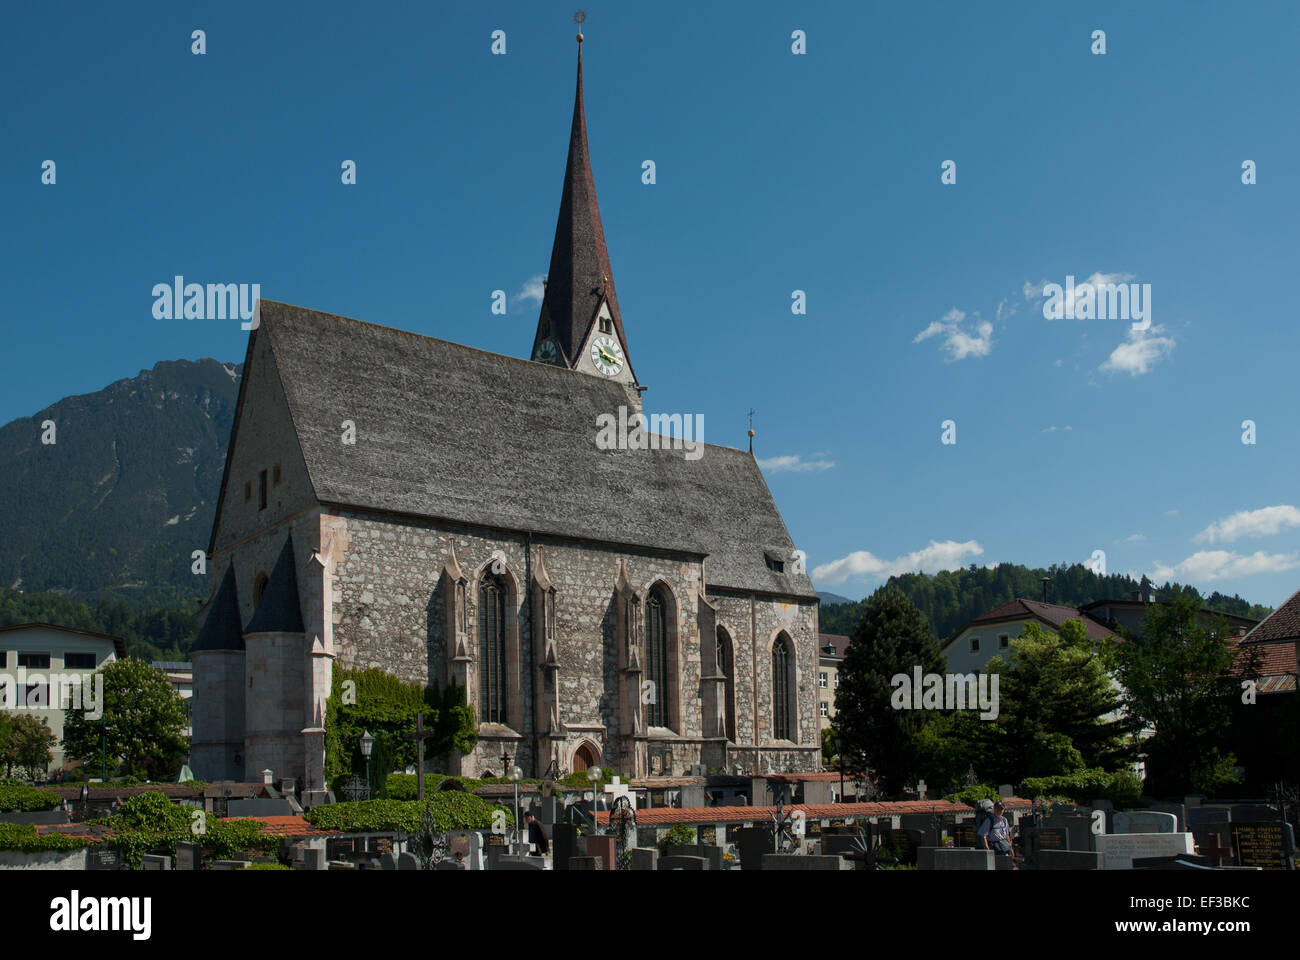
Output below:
[34,823,113,841]
[1230,633,1298,691]
[219,815,333,838]
[46,783,205,801]
[1244,587,1300,645]
[595,798,1031,826]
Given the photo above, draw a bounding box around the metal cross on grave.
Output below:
[1201,832,1233,868]
[407,712,439,803]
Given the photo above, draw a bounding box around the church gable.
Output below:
[209,320,318,556]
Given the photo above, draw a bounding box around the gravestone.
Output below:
[569,856,601,870]
[1230,821,1295,870]
[296,848,327,871]
[628,847,658,871]
[141,854,171,870]
[1095,832,1195,870]
[552,823,576,872]
[953,823,977,847]
[485,842,507,871]
[435,860,467,870]
[1041,815,1093,851]
[1036,849,1103,870]
[919,848,995,871]
[1133,854,1213,870]
[585,834,616,870]
[1147,800,1186,832]
[659,855,709,870]
[898,814,933,831]
[737,826,773,871]
[1113,811,1177,834]
[86,847,122,871]
[1189,815,1232,861]
[539,795,559,825]
[175,842,200,871]
[497,855,546,870]
[1021,827,1068,863]
[379,852,397,870]
[890,828,924,864]
[762,854,850,870]
[668,843,724,872]
[212,860,251,870]
[1229,804,1278,822]
[397,852,419,870]
[821,835,860,859]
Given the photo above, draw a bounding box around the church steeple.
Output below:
[531,33,637,387]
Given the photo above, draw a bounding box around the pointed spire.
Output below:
[246,533,305,634]
[194,564,245,652]
[532,37,634,379]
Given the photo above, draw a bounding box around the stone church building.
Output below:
[191,40,820,799]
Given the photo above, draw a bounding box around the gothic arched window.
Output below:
[772,634,793,741]
[646,588,670,728]
[479,575,508,724]
[716,627,736,741]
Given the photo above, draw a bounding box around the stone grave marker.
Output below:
[1036,849,1103,870]
[762,854,849,870]
[1229,804,1278,823]
[569,856,601,870]
[919,848,995,871]
[497,855,546,870]
[1147,799,1186,831]
[212,860,251,870]
[1021,826,1068,863]
[1041,815,1093,851]
[1230,821,1295,870]
[659,855,709,870]
[141,854,171,870]
[552,823,576,872]
[668,843,723,872]
[175,841,200,871]
[585,834,616,870]
[1095,832,1195,870]
[1189,815,1232,860]
[86,846,123,871]
[435,860,467,870]
[296,848,327,871]
[397,852,419,870]
[628,847,658,871]
[1113,811,1177,834]
[1132,854,1213,870]
[737,826,773,870]
[953,823,977,847]
[379,852,397,870]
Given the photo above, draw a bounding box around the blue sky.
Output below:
[4,1,1299,607]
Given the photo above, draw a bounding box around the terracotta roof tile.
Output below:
[1244,587,1300,645]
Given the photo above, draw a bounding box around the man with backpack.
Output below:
[975,800,1017,868]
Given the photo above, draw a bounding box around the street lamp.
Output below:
[588,765,602,835]
[360,730,375,796]
[509,766,523,846]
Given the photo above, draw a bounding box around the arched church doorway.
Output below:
[572,742,599,772]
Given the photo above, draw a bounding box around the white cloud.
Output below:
[1195,504,1300,544]
[1040,425,1073,433]
[1024,280,1045,300]
[1163,509,1180,517]
[1116,533,1146,544]
[513,274,545,305]
[1100,324,1175,376]
[913,308,993,361]
[757,454,835,473]
[813,539,984,586]
[1150,550,1300,583]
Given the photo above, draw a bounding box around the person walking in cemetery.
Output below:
[976,801,1017,869]
[526,813,549,856]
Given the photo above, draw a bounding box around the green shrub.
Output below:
[305,793,512,834]
[0,780,62,812]
[557,767,626,791]
[92,791,277,867]
[658,822,697,853]
[942,784,1001,805]
[0,822,96,853]
[1020,768,1143,807]
[243,862,291,870]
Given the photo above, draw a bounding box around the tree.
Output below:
[0,713,58,780]
[834,587,944,794]
[821,726,838,767]
[1111,586,1248,795]
[62,659,190,780]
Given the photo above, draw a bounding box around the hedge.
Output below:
[0,822,96,853]
[305,794,512,834]
[0,780,63,812]
[1020,768,1144,806]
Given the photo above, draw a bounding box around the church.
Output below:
[190,36,821,801]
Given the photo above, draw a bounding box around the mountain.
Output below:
[818,591,853,607]
[0,358,241,608]
[817,563,1275,642]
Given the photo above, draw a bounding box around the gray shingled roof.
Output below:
[258,300,814,599]
[194,563,244,651]
[245,533,305,634]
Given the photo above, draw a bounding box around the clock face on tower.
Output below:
[534,338,560,365]
[590,336,624,376]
